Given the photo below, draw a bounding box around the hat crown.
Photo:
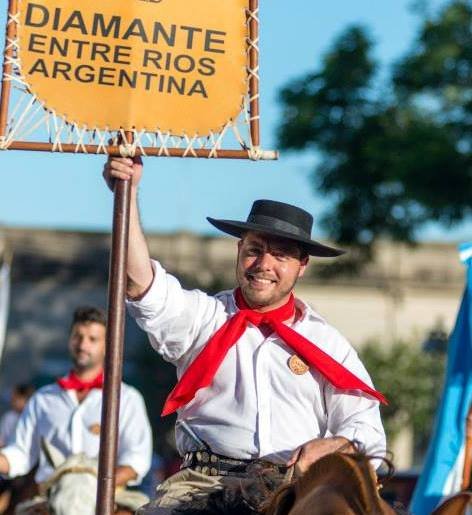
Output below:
[247,200,313,238]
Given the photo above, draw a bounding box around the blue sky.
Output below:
[0,0,470,242]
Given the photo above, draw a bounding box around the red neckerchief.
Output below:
[161,288,387,416]
[57,370,104,391]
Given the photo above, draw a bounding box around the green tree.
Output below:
[278,2,472,263]
[359,340,445,456]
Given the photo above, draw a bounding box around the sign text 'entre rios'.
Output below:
[18,0,248,134]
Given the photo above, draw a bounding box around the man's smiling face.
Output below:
[68,321,106,373]
[236,231,308,312]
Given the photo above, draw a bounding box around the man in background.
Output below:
[0,306,152,490]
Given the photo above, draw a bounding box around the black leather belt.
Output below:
[181,450,288,477]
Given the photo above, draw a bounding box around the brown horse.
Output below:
[265,452,397,515]
[172,450,472,515]
[266,453,472,515]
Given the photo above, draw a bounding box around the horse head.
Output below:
[265,452,397,515]
[40,439,98,515]
[36,439,149,515]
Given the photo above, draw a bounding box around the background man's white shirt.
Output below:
[2,383,152,483]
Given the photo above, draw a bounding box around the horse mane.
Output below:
[297,453,391,513]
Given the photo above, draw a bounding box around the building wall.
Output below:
[0,227,465,384]
[298,282,461,346]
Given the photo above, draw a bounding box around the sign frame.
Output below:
[0,0,276,160]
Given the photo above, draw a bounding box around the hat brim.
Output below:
[206,217,346,257]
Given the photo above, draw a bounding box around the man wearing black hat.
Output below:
[104,158,386,514]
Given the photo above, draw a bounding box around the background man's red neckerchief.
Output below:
[57,370,104,391]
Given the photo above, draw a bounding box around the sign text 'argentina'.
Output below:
[18,0,248,134]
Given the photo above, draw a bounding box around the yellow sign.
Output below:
[18,0,248,135]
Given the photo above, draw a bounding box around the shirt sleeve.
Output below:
[126,260,222,363]
[117,387,153,484]
[1,396,40,478]
[323,332,386,465]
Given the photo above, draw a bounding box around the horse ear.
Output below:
[40,438,66,469]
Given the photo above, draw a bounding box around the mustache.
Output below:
[246,272,277,281]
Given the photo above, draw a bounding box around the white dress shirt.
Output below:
[127,260,386,464]
[2,382,152,483]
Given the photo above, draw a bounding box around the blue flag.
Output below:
[410,242,472,514]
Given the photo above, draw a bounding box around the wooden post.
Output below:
[461,403,472,490]
[247,0,260,149]
[95,134,132,515]
[0,0,18,139]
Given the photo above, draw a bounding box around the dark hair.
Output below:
[298,245,309,261]
[13,384,35,398]
[70,306,107,329]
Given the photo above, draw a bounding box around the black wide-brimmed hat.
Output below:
[207,199,345,257]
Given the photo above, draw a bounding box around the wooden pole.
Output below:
[461,403,472,490]
[247,0,260,148]
[0,0,18,138]
[95,134,133,515]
